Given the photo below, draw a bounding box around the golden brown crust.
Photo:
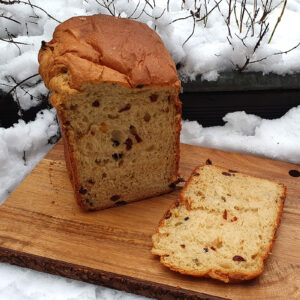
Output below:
[159,257,264,283]
[152,164,287,283]
[52,95,86,209]
[174,96,182,186]
[38,14,180,94]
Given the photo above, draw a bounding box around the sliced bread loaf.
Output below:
[38,15,181,210]
[152,164,286,283]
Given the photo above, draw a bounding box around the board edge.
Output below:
[0,246,228,300]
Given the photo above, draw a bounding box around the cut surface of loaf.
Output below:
[152,165,286,283]
[38,15,181,210]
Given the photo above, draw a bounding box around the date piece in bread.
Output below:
[152,165,286,283]
[38,15,181,210]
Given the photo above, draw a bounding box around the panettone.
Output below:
[38,14,181,210]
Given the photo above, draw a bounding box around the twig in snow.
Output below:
[7,73,40,95]
[95,0,115,16]
[130,1,147,20]
[22,151,27,166]
[171,14,193,24]
[248,41,300,65]
[237,22,270,72]
[183,14,196,46]
[268,0,287,43]
[0,0,61,23]
[197,0,223,23]
[0,14,21,24]
[128,0,140,19]
[0,37,30,46]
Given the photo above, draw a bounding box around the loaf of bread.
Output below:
[38,15,181,210]
[152,164,286,283]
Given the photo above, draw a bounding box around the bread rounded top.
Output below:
[38,14,180,92]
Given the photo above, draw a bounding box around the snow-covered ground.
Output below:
[0,0,300,299]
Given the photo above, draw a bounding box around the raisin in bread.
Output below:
[38,15,181,210]
[152,164,286,283]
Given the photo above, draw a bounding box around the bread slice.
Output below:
[152,164,286,283]
[38,15,181,210]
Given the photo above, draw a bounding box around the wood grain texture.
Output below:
[0,140,299,300]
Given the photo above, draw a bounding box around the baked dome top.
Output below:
[38,14,180,91]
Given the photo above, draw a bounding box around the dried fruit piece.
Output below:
[184,217,189,221]
[129,125,142,143]
[100,122,107,133]
[193,173,200,176]
[231,216,238,222]
[125,138,133,150]
[229,169,237,173]
[108,114,119,119]
[206,159,212,165]
[180,244,185,248]
[222,172,231,176]
[223,209,227,220]
[92,100,100,107]
[41,40,47,50]
[233,255,246,262]
[118,104,131,112]
[289,170,300,177]
[165,211,172,219]
[210,246,216,251]
[79,187,87,194]
[88,179,95,185]
[169,182,176,189]
[112,153,123,161]
[112,139,120,147]
[144,112,151,122]
[110,195,121,201]
[203,248,209,253]
[150,94,158,102]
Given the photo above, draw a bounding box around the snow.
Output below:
[0,262,148,300]
[181,106,300,164]
[0,0,300,299]
[0,108,59,204]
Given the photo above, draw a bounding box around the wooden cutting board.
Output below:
[0,140,299,300]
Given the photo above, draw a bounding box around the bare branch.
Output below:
[0,14,21,24]
[249,41,300,64]
[0,37,31,45]
[0,0,61,23]
[171,13,193,24]
[130,1,147,20]
[183,15,196,46]
[268,0,287,43]
[128,0,140,19]
[7,73,39,95]
[197,0,223,23]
